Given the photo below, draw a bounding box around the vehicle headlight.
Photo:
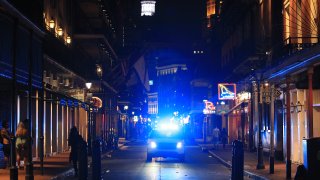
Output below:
[176,142,183,149]
[150,141,157,149]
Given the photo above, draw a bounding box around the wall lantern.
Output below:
[96,65,103,78]
[49,19,55,29]
[66,36,71,44]
[57,28,63,36]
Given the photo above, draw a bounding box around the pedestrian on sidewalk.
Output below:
[221,128,228,149]
[294,164,307,180]
[15,120,29,169]
[77,135,88,179]
[68,126,79,177]
[1,121,11,167]
[212,127,220,149]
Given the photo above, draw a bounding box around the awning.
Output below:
[224,101,249,115]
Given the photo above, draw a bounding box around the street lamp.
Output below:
[124,105,129,139]
[86,82,92,155]
[86,82,92,90]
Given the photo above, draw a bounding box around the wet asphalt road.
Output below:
[99,140,243,180]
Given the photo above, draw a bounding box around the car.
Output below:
[146,123,185,162]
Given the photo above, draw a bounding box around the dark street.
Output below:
[101,140,235,180]
[1,0,320,179]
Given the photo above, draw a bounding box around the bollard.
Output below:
[78,138,88,180]
[231,140,244,180]
[92,139,101,180]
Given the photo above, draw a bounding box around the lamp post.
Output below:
[86,82,92,155]
[255,72,265,169]
[124,105,128,139]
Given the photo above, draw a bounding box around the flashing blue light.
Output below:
[150,141,157,148]
[176,142,183,149]
[159,123,179,131]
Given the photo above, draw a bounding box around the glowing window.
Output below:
[141,1,156,16]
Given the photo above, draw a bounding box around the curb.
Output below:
[51,141,129,179]
[199,144,268,180]
[207,149,269,180]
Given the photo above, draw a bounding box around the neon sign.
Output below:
[218,83,236,100]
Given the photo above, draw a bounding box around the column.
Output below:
[307,67,313,138]
[270,84,275,174]
[241,103,246,144]
[257,80,265,169]
[285,77,291,179]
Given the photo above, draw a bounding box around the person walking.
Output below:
[212,127,220,149]
[68,126,79,177]
[15,120,29,169]
[1,121,11,166]
[221,128,228,149]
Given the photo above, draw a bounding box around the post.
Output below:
[307,67,313,138]
[26,30,34,180]
[231,140,244,180]
[109,99,112,134]
[87,107,92,155]
[92,139,101,180]
[240,103,246,145]
[203,116,207,143]
[256,79,265,169]
[270,84,275,174]
[39,83,44,175]
[10,18,18,180]
[285,77,291,179]
[249,83,255,151]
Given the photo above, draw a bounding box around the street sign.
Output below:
[274,89,282,98]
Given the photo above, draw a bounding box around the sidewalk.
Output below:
[54,137,131,179]
[0,138,130,180]
[199,142,298,180]
[0,151,72,180]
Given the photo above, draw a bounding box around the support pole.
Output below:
[307,67,313,138]
[285,77,291,179]
[10,18,18,180]
[257,80,265,169]
[241,103,246,145]
[26,30,34,180]
[270,85,275,174]
[87,107,92,156]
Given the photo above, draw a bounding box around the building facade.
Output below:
[208,0,320,177]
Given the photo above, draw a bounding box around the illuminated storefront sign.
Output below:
[91,96,103,108]
[218,83,236,100]
[141,1,156,16]
[203,100,215,114]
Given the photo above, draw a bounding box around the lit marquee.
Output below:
[141,1,156,16]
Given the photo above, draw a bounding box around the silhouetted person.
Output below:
[15,120,29,169]
[68,126,79,176]
[1,121,11,166]
[294,164,307,180]
[212,127,220,149]
[221,128,228,149]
